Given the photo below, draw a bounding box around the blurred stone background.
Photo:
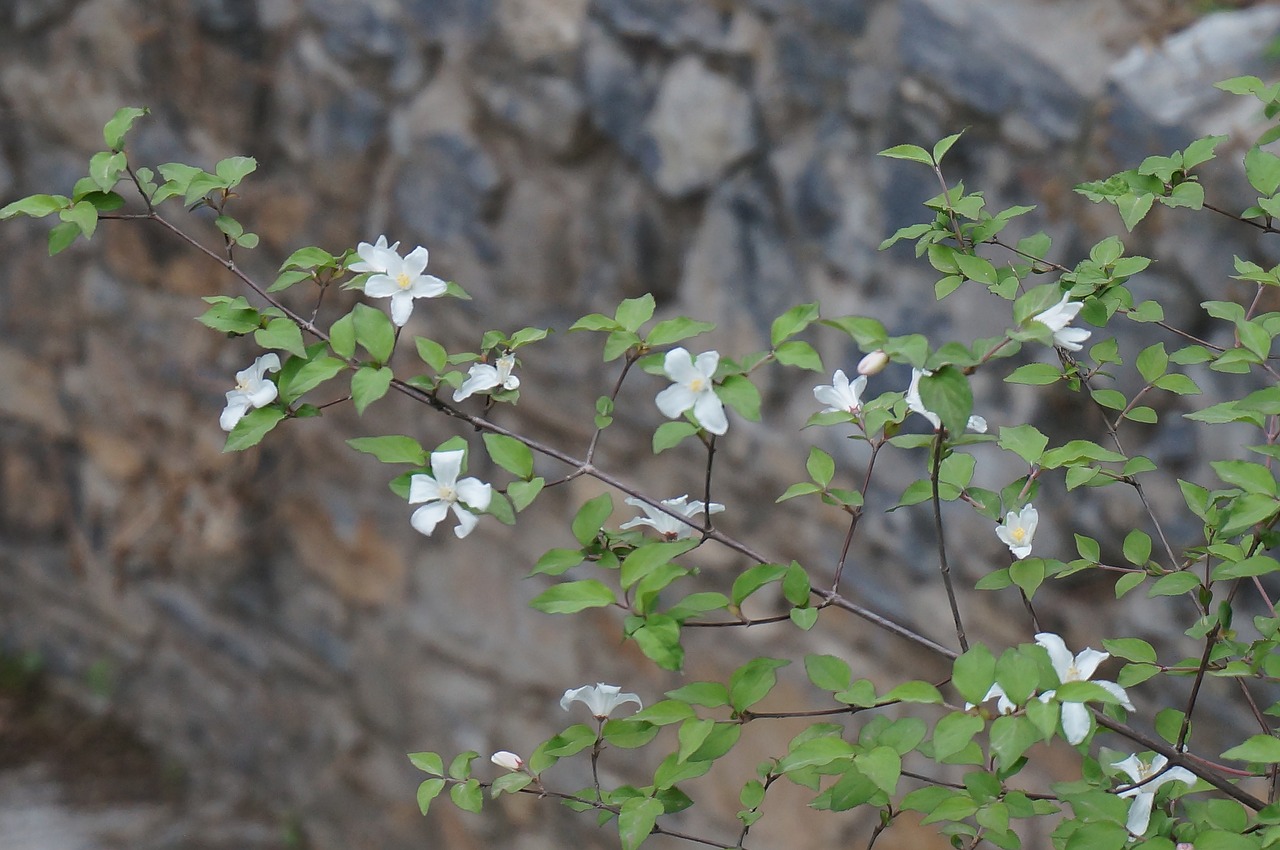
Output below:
[2,1,1279,848]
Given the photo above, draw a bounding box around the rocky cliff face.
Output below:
[1,1,1278,848]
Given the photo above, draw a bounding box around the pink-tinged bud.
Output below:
[857,350,889,376]
[490,751,524,772]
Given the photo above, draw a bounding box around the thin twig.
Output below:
[931,431,969,652]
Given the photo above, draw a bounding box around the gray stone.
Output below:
[594,0,736,50]
[581,21,662,160]
[680,168,802,338]
[1106,5,1280,165]
[476,74,586,155]
[307,0,410,61]
[392,134,504,260]
[900,0,1092,142]
[306,86,387,158]
[640,56,759,198]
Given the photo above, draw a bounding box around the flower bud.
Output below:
[857,349,889,376]
[490,750,524,772]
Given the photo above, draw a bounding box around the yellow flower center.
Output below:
[687,377,706,393]
[1011,527,1027,544]
[396,271,413,290]
[437,484,457,503]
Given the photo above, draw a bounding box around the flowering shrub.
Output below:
[7,77,1280,849]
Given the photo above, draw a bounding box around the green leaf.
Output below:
[646,317,715,347]
[620,540,698,590]
[353,303,396,363]
[918,365,972,435]
[790,606,819,630]
[102,106,148,150]
[529,580,616,614]
[933,711,985,760]
[856,746,901,795]
[1135,343,1168,383]
[731,563,788,606]
[408,751,445,775]
[770,303,821,346]
[414,337,448,372]
[1102,638,1156,664]
[653,421,698,454]
[347,435,426,465]
[956,253,998,286]
[774,340,824,372]
[215,155,258,188]
[280,355,346,403]
[776,482,822,502]
[529,547,583,577]
[329,312,356,359]
[1212,460,1278,496]
[666,681,729,708]
[1222,734,1280,763]
[729,658,790,711]
[879,144,932,164]
[877,680,943,705]
[952,644,996,705]
[416,778,446,815]
[483,433,534,479]
[88,150,127,192]
[1220,493,1280,537]
[1,193,68,219]
[1246,146,1280,196]
[615,294,656,333]
[998,424,1048,465]
[60,200,97,238]
[1005,363,1062,385]
[1117,192,1154,231]
[47,220,80,255]
[716,375,761,422]
[223,406,286,452]
[1148,571,1201,598]
[255,317,307,358]
[1213,555,1280,581]
[618,797,663,850]
[450,779,483,813]
[805,654,852,692]
[351,365,393,414]
[508,477,544,512]
[572,493,613,545]
[933,132,963,163]
[1122,530,1152,566]
[806,447,836,488]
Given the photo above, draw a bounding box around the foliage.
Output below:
[8,83,1280,849]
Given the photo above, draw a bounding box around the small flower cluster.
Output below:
[489,682,642,772]
[621,495,724,540]
[351,235,447,327]
[971,633,1133,746]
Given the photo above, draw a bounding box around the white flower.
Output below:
[1113,753,1196,836]
[1035,632,1135,745]
[408,449,492,539]
[655,348,728,436]
[220,353,281,431]
[354,237,447,326]
[857,349,890,376]
[905,368,988,433]
[454,352,520,401]
[996,504,1038,559]
[813,369,866,414]
[966,683,1018,716]
[620,495,724,540]
[349,235,400,268]
[490,751,525,772]
[560,683,643,719]
[1032,294,1091,352]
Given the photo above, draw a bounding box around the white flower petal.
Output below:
[363,274,400,298]
[1061,701,1091,745]
[662,348,701,384]
[656,384,697,419]
[451,503,480,538]
[1072,648,1111,682]
[1125,791,1155,836]
[429,450,465,488]
[410,501,450,537]
[220,399,250,431]
[389,291,416,326]
[456,478,492,511]
[454,364,499,401]
[408,473,442,504]
[692,389,729,435]
[1035,633,1075,680]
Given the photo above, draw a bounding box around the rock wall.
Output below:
[1,1,1279,848]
